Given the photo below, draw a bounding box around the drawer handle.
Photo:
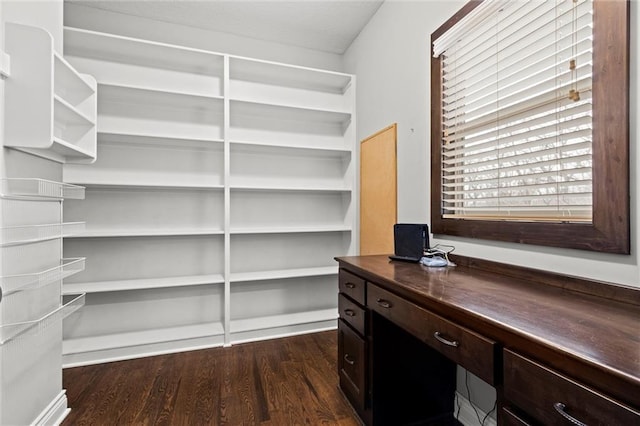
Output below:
[434,331,459,347]
[376,299,392,308]
[343,354,356,365]
[344,309,356,317]
[345,282,356,289]
[553,403,587,426]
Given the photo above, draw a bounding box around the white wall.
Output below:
[64,3,344,71]
[344,0,640,288]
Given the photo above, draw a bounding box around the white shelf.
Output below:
[229,55,352,94]
[54,95,95,126]
[1,258,85,299]
[64,235,224,284]
[64,139,225,189]
[0,222,85,247]
[63,274,225,294]
[230,98,351,124]
[39,138,96,163]
[63,181,225,191]
[230,184,352,193]
[100,132,224,149]
[0,293,85,346]
[4,23,97,163]
[97,99,224,149]
[0,179,85,200]
[64,26,224,76]
[230,308,337,334]
[99,82,224,111]
[230,226,351,235]
[63,322,224,355]
[54,53,94,105]
[230,266,337,283]
[68,228,224,238]
[229,139,351,155]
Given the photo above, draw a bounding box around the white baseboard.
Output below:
[63,333,225,368]
[454,391,497,426]
[33,390,70,426]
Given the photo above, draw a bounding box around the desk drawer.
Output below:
[501,407,531,426]
[338,319,366,411]
[503,349,640,425]
[339,269,366,305]
[338,293,366,335]
[367,283,496,385]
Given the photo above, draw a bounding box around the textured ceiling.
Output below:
[67,0,384,54]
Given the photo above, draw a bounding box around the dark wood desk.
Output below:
[335,255,640,425]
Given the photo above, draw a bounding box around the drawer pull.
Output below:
[345,282,356,289]
[376,299,392,308]
[434,331,459,347]
[344,309,356,317]
[553,403,587,426]
[343,354,356,365]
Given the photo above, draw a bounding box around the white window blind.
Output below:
[434,0,593,221]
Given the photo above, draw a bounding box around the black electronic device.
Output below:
[389,223,429,263]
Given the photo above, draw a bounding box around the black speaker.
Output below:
[390,223,429,262]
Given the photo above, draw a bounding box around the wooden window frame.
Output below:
[430,0,630,254]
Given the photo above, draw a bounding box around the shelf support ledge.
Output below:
[0,50,10,79]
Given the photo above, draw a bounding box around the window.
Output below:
[430,0,630,254]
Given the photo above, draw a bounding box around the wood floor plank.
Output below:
[63,331,360,425]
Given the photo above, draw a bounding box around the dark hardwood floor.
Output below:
[63,331,360,425]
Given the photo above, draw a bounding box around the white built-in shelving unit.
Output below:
[61,27,356,365]
[3,23,97,164]
[0,179,86,425]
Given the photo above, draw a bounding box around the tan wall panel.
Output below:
[360,124,397,255]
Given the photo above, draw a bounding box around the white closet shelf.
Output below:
[230,226,351,235]
[63,322,225,355]
[54,95,95,126]
[40,138,96,163]
[0,179,85,200]
[54,53,94,103]
[67,228,224,238]
[230,266,337,283]
[61,24,355,355]
[229,139,351,155]
[0,222,85,247]
[64,27,224,75]
[63,181,225,191]
[229,56,352,94]
[230,308,337,334]
[230,184,352,193]
[0,293,84,346]
[230,99,351,124]
[11,139,97,165]
[100,132,224,149]
[99,82,224,110]
[4,23,97,163]
[63,274,225,294]
[1,258,85,299]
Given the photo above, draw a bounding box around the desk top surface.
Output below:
[336,255,639,408]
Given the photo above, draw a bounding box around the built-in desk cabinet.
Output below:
[337,269,368,416]
[503,349,639,426]
[336,255,640,426]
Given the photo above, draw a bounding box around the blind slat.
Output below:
[443,78,592,137]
